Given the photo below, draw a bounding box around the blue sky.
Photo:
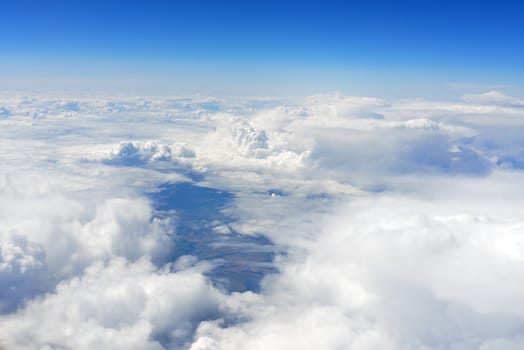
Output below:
[1,0,523,96]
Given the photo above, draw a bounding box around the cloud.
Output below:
[1,91,524,350]
[192,188,524,349]
[0,257,225,350]
[207,115,270,159]
[307,123,490,186]
[92,141,196,166]
[0,233,50,313]
[462,91,524,107]
[0,170,176,315]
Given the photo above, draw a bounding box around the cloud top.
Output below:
[1,91,524,349]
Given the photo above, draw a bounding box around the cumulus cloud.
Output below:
[92,140,196,166]
[0,257,225,350]
[0,176,176,311]
[192,187,524,349]
[207,115,270,159]
[0,233,50,313]
[308,127,490,181]
[1,91,524,350]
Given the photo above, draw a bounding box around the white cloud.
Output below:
[89,140,196,166]
[206,115,270,159]
[6,183,169,261]
[462,91,524,106]
[0,257,225,350]
[192,187,524,349]
[1,91,524,350]
[0,176,175,304]
[0,233,50,313]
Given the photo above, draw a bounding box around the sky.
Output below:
[2,0,524,96]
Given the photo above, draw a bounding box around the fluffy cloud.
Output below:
[0,257,225,350]
[91,141,196,166]
[0,187,174,274]
[0,233,49,313]
[192,185,524,349]
[0,167,177,317]
[1,91,524,350]
[206,115,270,159]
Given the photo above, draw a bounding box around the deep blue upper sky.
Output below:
[1,0,523,96]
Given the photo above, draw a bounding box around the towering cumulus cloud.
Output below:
[0,92,524,349]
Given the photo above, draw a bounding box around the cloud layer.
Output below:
[193,189,524,349]
[1,91,524,349]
